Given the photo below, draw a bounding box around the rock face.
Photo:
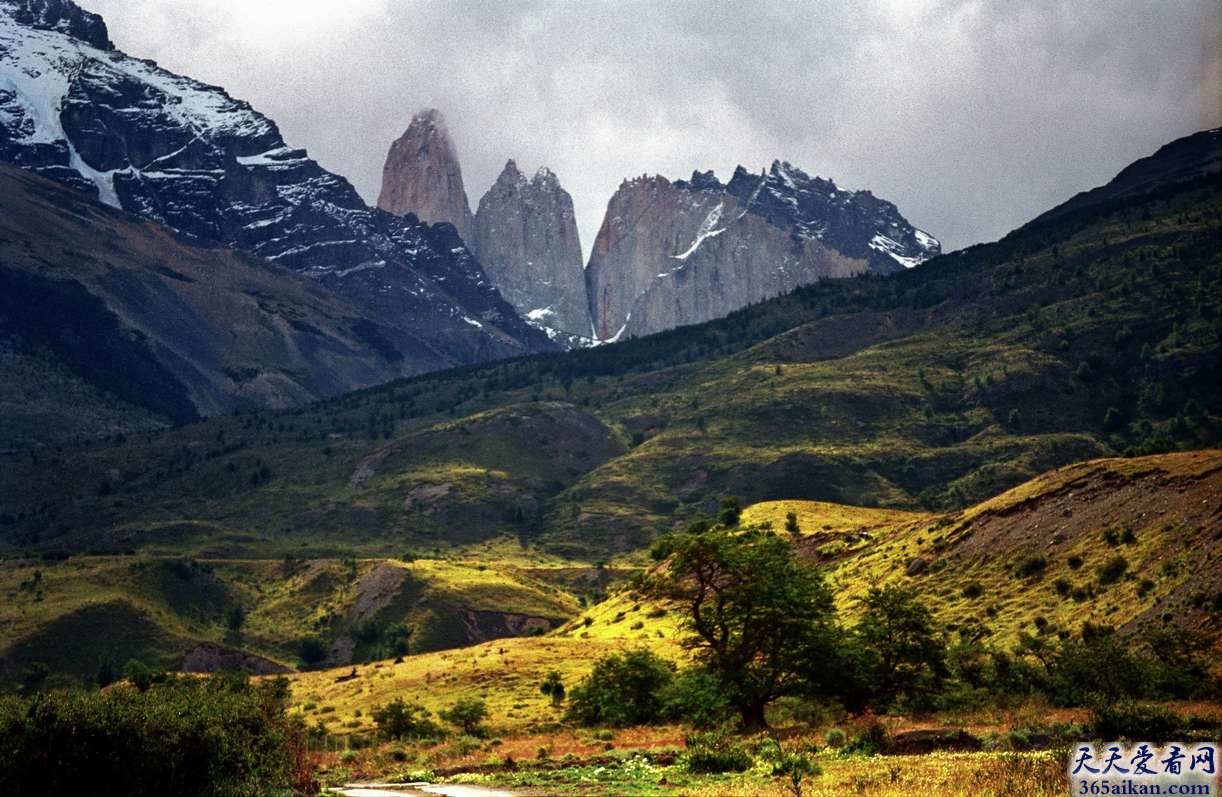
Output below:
[585,161,940,340]
[5,0,108,49]
[377,108,473,241]
[472,160,591,338]
[0,3,553,376]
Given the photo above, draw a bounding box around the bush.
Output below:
[372,698,441,740]
[566,648,675,726]
[1097,556,1129,586]
[1091,699,1182,742]
[683,731,753,774]
[773,751,821,797]
[540,670,565,707]
[717,496,742,527]
[845,716,891,755]
[296,636,328,667]
[825,728,847,748]
[659,667,733,729]
[1013,554,1048,579]
[0,675,311,797]
[439,698,488,736]
[961,582,984,599]
[1048,635,1154,706]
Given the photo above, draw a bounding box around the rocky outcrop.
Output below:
[472,160,591,338]
[585,162,939,340]
[180,644,290,675]
[3,0,110,49]
[0,7,553,381]
[377,108,473,241]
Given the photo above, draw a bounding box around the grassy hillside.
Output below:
[0,551,610,687]
[1,165,1217,561]
[560,450,1221,651]
[276,450,1220,743]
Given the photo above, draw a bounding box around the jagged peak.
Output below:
[410,107,447,129]
[766,159,844,197]
[677,169,723,193]
[531,166,559,187]
[619,174,671,190]
[494,158,526,187]
[2,0,112,50]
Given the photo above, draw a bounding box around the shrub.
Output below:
[540,671,565,707]
[845,716,891,755]
[774,751,821,797]
[439,698,488,736]
[683,731,753,774]
[1091,699,1182,742]
[1097,556,1129,586]
[371,698,441,740]
[717,496,742,527]
[825,728,847,748]
[0,675,311,797]
[566,648,675,726]
[1013,554,1048,579]
[660,667,733,729]
[296,636,328,667]
[1067,555,1084,570]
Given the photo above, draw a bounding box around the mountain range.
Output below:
[377,109,940,342]
[0,0,946,448]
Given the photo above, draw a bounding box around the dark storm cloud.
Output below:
[86,0,1219,255]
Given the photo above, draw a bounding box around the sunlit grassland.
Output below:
[0,548,605,683]
[287,635,684,738]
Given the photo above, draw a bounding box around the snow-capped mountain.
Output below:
[722,161,939,273]
[585,162,939,340]
[0,0,552,369]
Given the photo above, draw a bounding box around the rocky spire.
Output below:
[472,160,591,338]
[377,108,473,242]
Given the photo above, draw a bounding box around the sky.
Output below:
[85,0,1220,257]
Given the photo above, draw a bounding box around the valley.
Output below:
[0,2,1218,795]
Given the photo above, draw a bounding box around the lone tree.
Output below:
[540,670,565,707]
[646,527,841,730]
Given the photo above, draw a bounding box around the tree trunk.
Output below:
[738,702,768,732]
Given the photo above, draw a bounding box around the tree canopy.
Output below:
[646,527,842,730]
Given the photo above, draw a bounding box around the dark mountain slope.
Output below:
[1028,127,1222,228]
[0,164,428,448]
[1,131,1218,557]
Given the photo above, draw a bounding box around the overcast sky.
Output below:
[85,0,1219,256]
